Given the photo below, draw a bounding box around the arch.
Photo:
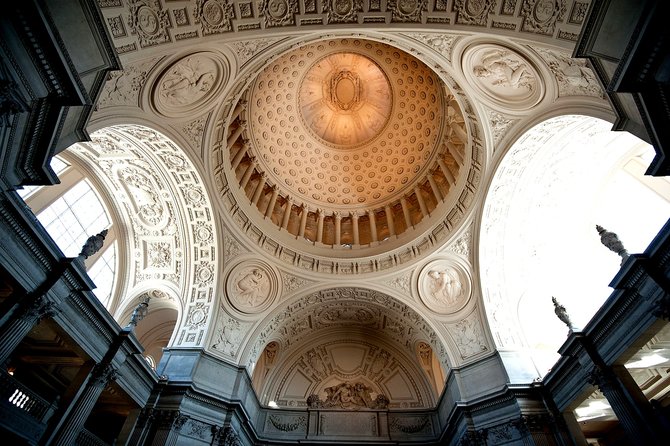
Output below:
[63,124,219,349]
[478,114,669,382]
[223,286,453,408]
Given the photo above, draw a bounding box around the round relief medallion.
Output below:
[202,0,225,25]
[397,0,419,15]
[465,0,487,16]
[418,259,471,314]
[333,0,354,15]
[463,44,544,110]
[137,6,160,35]
[225,260,279,314]
[268,0,289,18]
[534,0,556,23]
[152,52,228,118]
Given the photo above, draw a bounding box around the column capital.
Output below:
[90,362,117,386]
[25,294,59,322]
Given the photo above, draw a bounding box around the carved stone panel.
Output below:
[151,52,229,118]
[463,43,544,110]
[533,47,605,98]
[226,259,279,314]
[127,0,171,48]
[445,310,489,360]
[418,259,471,314]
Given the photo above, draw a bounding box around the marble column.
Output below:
[226,121,246,147]
[588,364,666,444]
[49,363,117,446]
[400,196,412,228]
[231,140,249,170]
[298,205,308,238]
[0,294,58,364]
[239,158,257,189]
[334,212,342,246]
[415,186,428,217]
[368,210,378,242]
[281,198,293,230]
[251,173,266,206]
[427,172,443,201]
[385,205,395,237]
[351,212,360,245]
[316,210,325,243]
[437,158,456,185]
[264,186,279,218]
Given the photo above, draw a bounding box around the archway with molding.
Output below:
[65,124,220,350]
[478,114,669,382]
[232,287,451,409]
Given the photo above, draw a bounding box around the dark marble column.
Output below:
[0,294,58,364]
[587,364,665,445]
[149,410,188,446]
[48,362,116,446]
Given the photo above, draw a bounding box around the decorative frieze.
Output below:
[388,0,427,23]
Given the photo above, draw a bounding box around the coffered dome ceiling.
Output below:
[222,38,471,252]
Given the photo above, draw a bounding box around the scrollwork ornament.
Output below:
[186,303,208,329]
[653,294,670,321]
[25,295,59,322]
[268,415,306,432]
[90,363,117,386]
[221,426,241,446]
[0,64,28,121]
[587,365,616,393]
[173,414,189,431]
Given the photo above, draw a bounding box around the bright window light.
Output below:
[18,156,70,199]
[37,179,110,257]
[625,353,668,369]
[88,242,117,307]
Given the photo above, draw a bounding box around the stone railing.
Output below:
[0,369,58,422]
[76,428,110,446]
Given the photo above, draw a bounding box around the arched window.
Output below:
[36,179,110,257]
[480,115,670,381]
[20,156,118,309]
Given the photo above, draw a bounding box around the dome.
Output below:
[223,38,470,252]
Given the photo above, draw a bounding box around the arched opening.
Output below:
[19,124,218,354]
[20,155,119,308]
[479,115,670,382]
[242,288,449,409]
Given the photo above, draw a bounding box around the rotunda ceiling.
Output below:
[218,36,476,258]
[248,38,446,210]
